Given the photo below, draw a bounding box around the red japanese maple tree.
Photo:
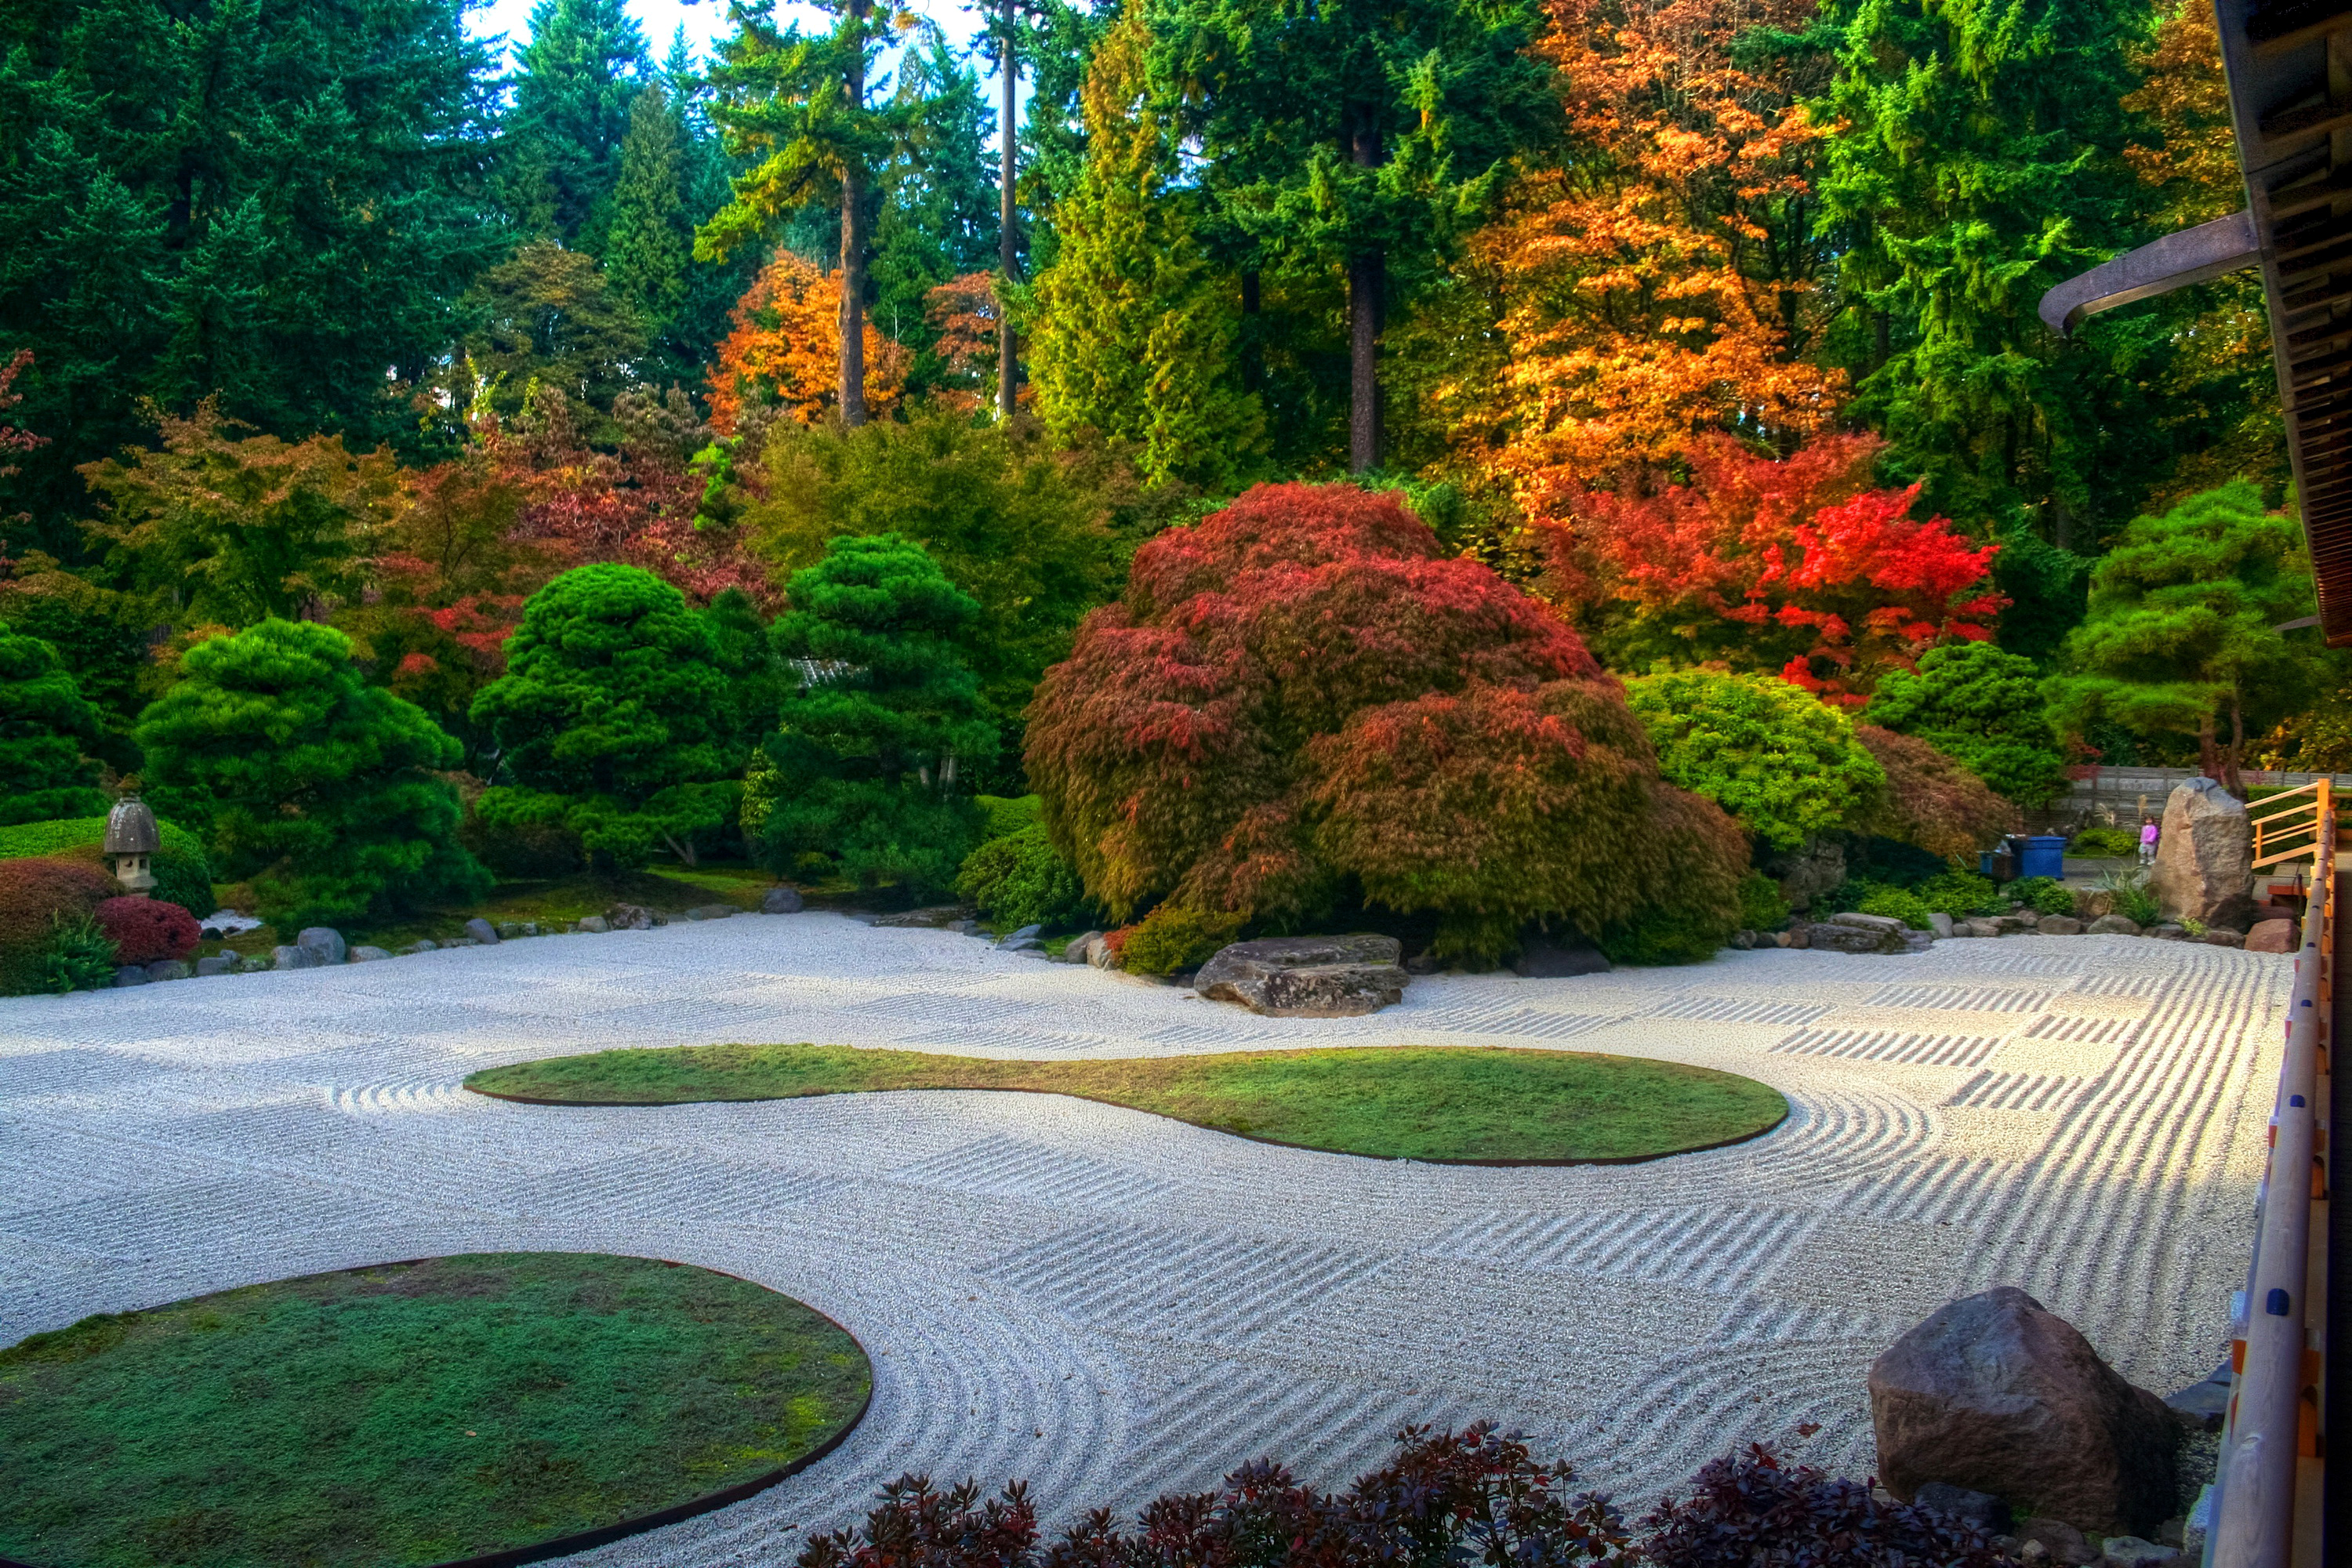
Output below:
[1537,432,2005,703]
[1026,483,1747,962]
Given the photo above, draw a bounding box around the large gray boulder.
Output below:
[2151,777,2256,928]
[1512,936,1611,978]
[296,926,347,965]
[1764,837,1846,912]
[1196,935,1409,1017]
[463,916,500,945]
[761,885,804,914]
[272,943,322,971]
[1869,1287,2180,1536]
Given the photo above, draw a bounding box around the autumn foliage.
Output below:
[1468,0,1844,499]
[707,251,909,434]
[1853,726,2019,861]
[94,895,200,965]
[1538,434,2005,702]
[1025,484,1747,961]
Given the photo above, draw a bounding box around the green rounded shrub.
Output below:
[1120,906,1246,975]
[1855,887,1933,930]
[2007,876,2078,916]
[0,815,216,919]
[1915,869,1998,917]
[1624,670,1885,851]
[955,825,1092,931]
[1737,871,1791,933]
[2071,826,2136,857]
[36,913,120,993]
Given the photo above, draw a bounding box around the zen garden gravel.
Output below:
[0,913,2292,1566]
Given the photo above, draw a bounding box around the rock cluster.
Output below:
[1195,935,1410,1017]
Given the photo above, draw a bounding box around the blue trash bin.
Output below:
[2019,834,2067,880]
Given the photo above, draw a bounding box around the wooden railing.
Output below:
[2209,798,2333,1568]
[2252,779,2333,872]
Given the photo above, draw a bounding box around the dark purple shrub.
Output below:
[797,1474,1040,1568]
[1638,1444,2007,1567]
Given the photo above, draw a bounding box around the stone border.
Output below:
[467,1068,1794,1169]
[0,1256,873,1568]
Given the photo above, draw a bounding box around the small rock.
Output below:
[873,906,974,929]
[2244,917,2295,954]
[1000,936,1045,954]
[272,944,320,971]
[144,959,191,982]
[519,921,541,937]
[1928,912,1955,938]
[2161,1364,2230,1431]
[113,964,149,987]
[1060,931,1105,965]
[1831,911,1907,933]
[2200,929,2245,948]
[495,921,524,939]
[404,939,438,953]
[2087,914,2141,936]
[194,955,236,977]
[1404,953,1439,975]
[441,935,477,947]
[1915,1481,2009,1531]
[1196,935,1409,1017]
[2018,1541,2051,1563]
[349,946,393,962]
[1513,936,1611,978]
[1962,917,2003,938]
[1089,937,1121,970]
[1730,929,1755,950]
[605,904,660,931]
[761,885,805,914]
[947,919,979,935]
[1998,913,2041,933]
[2148,923,2187,940]
[2158,1518,2187,1548]
[2038,916,2085,935]
[2016,1519,2099,1566]
[1785,924,1810,949]
[575,916,609,933]
[296,926,347,964]
[1773,931,1793,947]
[464,916,500,945]
[997,923,1044,947]
[684,903,738,921]
[2100,1537,2177,1567]
[1810,920,1910,955]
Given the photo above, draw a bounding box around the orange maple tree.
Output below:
[706,251,909,435]
[921,272,1006,415]
[1466,0,1845,514]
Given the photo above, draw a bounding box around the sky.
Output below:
[465,0,1004,110]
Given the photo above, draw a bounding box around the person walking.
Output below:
[2139,816,2159,866]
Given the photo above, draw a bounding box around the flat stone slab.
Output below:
[1196,935,1409,1017]
[0,923,2287,1556]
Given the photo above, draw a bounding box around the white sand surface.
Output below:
[0,916,2288,1563]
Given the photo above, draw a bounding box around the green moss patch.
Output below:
[0,1253,869,1568]
[468,1044,1789,1164]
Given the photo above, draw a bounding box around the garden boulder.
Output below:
[1869,1286,2180,1536]
[2088,914,2141,936]
[604,904,662,930]
[2245,917,2296,954]
[1196,935,1410,1017]
[1512,935,1611,978]
[463,916,499,945]
[1809,913,1920,955]
[2151,778,2256,928]
[761,885,804,914]
[296,926,347,964]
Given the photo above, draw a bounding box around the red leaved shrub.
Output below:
[95,896,200,965]
[1026,483,1745,962]
[1854,725,2018,860]
[0,857,118,989]
[1537,433,2006,704]
[1641,1443,2006,1567]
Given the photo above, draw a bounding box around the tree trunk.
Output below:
[2198,709,2222,784]
[997,0,1019,419]
[1241,268,1261,399]
[1348,118,1383,474]
[1873,307,1889,372]
[838,0,871,426]
[2225,691,2246,797]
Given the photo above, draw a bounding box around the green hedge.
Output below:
[0,816,217,919]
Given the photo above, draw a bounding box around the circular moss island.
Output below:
[0,1253,871,1568]
[466,1042,1791,1165]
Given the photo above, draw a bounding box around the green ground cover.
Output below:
[0,1253,869,1568]
[467,1044,1789,1163]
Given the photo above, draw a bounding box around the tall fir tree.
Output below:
[509,0,654,252]
[1031,10,1261,489]
[0,0,503,553]
[1815,0,2156,542]
[870,38,1001,390]
[1153,0,1555,471]
[605,83,694,367]
[700,0,917,426]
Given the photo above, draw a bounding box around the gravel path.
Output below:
[0,916,2289,1563]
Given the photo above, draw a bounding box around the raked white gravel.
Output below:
[0,914,2290,1564]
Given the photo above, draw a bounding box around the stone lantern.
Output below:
[104,793,160,897]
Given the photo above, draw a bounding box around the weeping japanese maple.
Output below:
[1025,484,1747,963]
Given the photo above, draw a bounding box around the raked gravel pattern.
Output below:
[0,915,2292,1564]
